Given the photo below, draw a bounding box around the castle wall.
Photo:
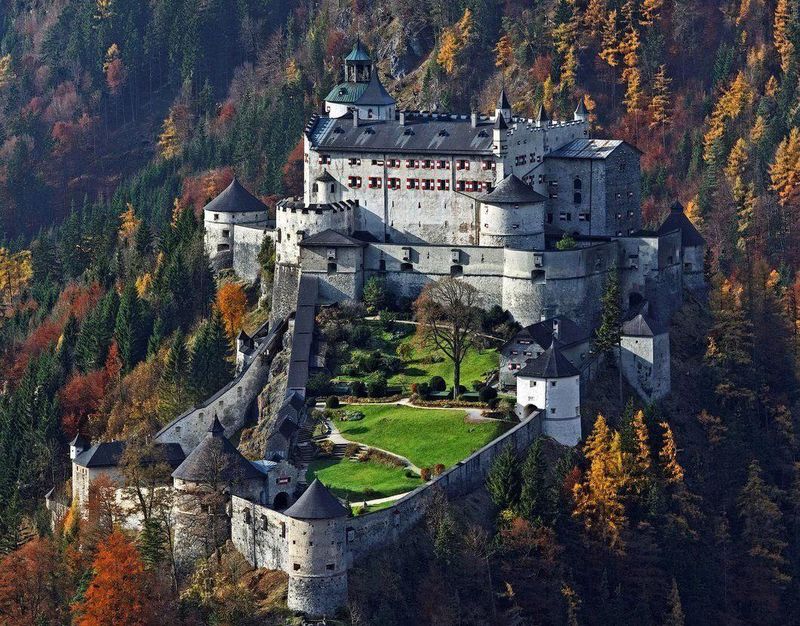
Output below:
[275,202,355,265]
[233,225,274,283]
[502,244,616,327]
[682,244,706,291]
[204,210,271,272]
[271,264,302,324]
[617,231,683,320]
[299,245,364,303]
[230,408,544,616]
[155,319,288,452]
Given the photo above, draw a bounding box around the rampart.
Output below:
[155,318,288,451]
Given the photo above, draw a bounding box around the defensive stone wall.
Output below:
[233,225,275,283]
[271,264,302,324]
[231,408,543,580]
[155,318,288,452]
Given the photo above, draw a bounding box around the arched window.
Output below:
[573,177,582,190]
[312,183,319,193]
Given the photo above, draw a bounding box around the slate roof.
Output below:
[503,316,589,352]
[203,178,268,214]
[309,113,496,155]
[494,114,508,130]
[657,201,705,247]
[74,441,185,469]
[621,313,665,337]
[172,415,262,482]
[575,97,588,116]
[355,71,396,106]
[284,479,348,519]
[299,229,367,248]
[516,344,580,379]
[548,138,637,160]
[498,89,511,110]
[237,329,255,352]
[474,174,547,204]
[315,170,336,183]
[536,104,549,124]
[277,391,306,421]
[345,39,372,62]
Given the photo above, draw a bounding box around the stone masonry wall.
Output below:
[233,225,275,283]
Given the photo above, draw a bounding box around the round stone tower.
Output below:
[476,173,547,249]
[515,343,582,446]
[203,177,270,272]
[283,479,350,617]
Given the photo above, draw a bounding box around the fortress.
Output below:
[50,41,706,619]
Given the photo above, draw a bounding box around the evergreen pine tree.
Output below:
[594,269,622,355]
[160,330,192,418]
[486,445,521,510]
[115,283,144,372]
[190,310,233,399]
[518,438,547,522]
[147,317,165,359]
[664,578,686,626]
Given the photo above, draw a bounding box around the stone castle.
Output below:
[49,41,706,619]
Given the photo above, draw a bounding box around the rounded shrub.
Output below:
[350,380,366,397]
[420,467,432,481]
[487,397,500,409]
[430,376,446,392]
[365,372,388,398]
[433,463,446,476]
[325,396,340,409]
[479,386,498,402]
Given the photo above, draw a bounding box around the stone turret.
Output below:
[515,344,582,446]
[283,479,349,617]
[476,173,547,249]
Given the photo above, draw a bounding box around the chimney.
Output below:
[470,112,478,128]
[352,108,359,128]
[399,110,406,126]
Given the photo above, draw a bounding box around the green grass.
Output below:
[335,404,510,468]
[306,459,421,500]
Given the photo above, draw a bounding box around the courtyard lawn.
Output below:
[388,333,499,391]
[335,404,510,468]
[306,458,422,500]
[331,320,499,393]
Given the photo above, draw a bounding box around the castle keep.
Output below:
[49,40,706,620]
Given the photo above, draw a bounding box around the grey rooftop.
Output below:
[474,173,547,205]
[203,178,268,214]
[548,138,630,160]
[284,479,349,519]
[657,200,705,247]
[516,344,580,378]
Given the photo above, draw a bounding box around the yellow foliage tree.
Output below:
[217,282,248,337]
[733,177,756,253]
[158,109,182,160]
[640,0,664,26]
[573,415,628,548]
[285,59,301,85]
[684,198,704,229]
[599,10,620,68]
[649,65,671,130]
[438,29,460,74]
[495,34,514,71]
[703,72,754,162]
[774,0,794,73]
[118,203,140,242]
[135,273,153,298]
[0,248,33,304]
[659,422,685,485]
[0,55,14,90]
[94,0,113,21]
[725,138,749,182]
[770,128,800,208]
[623,66,643,115]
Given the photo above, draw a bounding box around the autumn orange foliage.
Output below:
[0,537,67,624]
[74,530,156,626]
[180,167,235,215]
[217,282,248,337]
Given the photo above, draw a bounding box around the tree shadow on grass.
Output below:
[402,367,426,377]
[342,426,369,435]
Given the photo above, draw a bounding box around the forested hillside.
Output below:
[0,0,798,624]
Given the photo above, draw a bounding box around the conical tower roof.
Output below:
[575,97,588,116]
[497,88,512,110]
[536,104,550,124]
[284,479,348,520]
[517,344,579,378]
[475,173,546,204]
[172,415,261,482]
[355,69,396,106]
[345,38,371,62]
[203,178,268,214]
